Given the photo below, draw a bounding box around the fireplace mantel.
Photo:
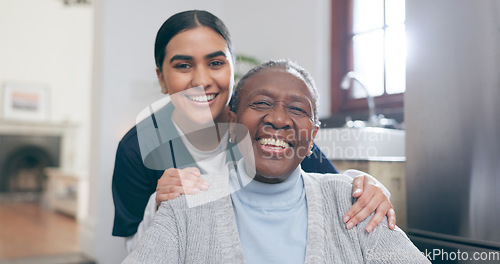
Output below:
[0,119,78,171]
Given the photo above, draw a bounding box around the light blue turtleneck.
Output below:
[229,164,307,264]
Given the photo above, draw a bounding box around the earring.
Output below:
[229,137,233,144]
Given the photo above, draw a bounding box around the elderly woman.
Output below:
[123,60,429,264]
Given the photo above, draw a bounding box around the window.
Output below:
[331,0,406,114]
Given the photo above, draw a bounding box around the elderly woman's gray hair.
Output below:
[229,59,321,126]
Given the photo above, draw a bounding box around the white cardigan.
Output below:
[123,172,429,264]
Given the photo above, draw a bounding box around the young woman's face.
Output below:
[157,26,234,125]
[230,68,319,183]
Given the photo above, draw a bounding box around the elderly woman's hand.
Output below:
[343,174,396,232]
[155,167,210,208]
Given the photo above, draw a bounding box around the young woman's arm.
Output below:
[124,192,157,254]
[112,131,159,237]
[343,170,396,232]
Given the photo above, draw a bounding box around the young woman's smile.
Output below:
[156,26,234,128]
[231,68,319,183]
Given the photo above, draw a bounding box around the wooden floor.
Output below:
[0,202,80,260]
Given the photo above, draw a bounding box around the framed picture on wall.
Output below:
[1,82,50,122]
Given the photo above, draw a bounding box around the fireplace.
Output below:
[0,135,61,194]
[0,120,77,204]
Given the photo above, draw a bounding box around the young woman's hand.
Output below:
[155,167,210,207]
[343,174,396,232]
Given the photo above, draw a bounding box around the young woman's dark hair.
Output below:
[154,10,234,71]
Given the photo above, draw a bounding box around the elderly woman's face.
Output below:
[230,68,319,183]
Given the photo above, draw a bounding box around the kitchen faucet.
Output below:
[340,71,400,129]
[340,71,378,125]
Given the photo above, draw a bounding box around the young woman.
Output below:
[112,10,396,252]
[123,60,428,264]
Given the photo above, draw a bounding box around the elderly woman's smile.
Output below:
[257,137,291,150]
[230,67,319,184]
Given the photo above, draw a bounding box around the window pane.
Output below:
[353,0,384,33]
[352,30,385,98]
[385,24,406,94]
[385,0,406,25]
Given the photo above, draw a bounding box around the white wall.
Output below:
[88,0,332,262]
[220,0,332,118]
[0,0,93,172]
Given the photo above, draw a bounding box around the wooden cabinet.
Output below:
[333,160,407,231]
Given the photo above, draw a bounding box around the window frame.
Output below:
[330,0,404,115]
